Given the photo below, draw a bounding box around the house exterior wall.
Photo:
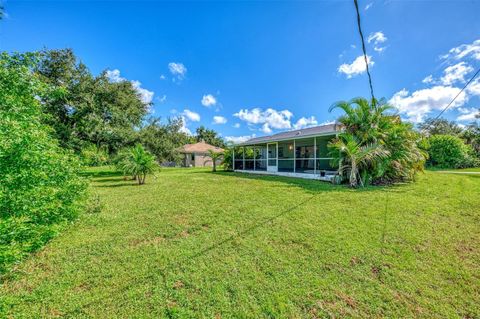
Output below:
[195,154,222,167]
[184,153,193,167]
[183,153,222,167]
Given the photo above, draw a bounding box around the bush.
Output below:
[115,145,158,184]
[427,135,479,168]
[329,98,427,187]
[81,144,109,166]
[222,148,233,171]
[0,53,87,275]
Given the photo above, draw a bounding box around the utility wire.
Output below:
[431,67,480,122]
[353,0,375,103]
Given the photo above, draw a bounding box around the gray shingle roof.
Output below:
[236,123,341,146]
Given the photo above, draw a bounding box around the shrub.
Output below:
[81,144,109,166]
[427,135,478,168]
[0,53,87,275]
[329,98,427,187]
[115,145,158,184]
[222,148,233,171]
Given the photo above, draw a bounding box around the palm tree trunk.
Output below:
[350,160,358,187]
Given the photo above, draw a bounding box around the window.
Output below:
[316,159,336,171]
[255,159,267,171]
[294,138,315,173]
[295,138,314,159]
[278,159,294,172]
[234,160,244,170]
[316,136,330,158]
[278,142,294,159]
[277,141,294,172]
[296,159,315,173]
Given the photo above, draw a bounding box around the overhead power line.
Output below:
[353,0,375,103]
[430,67,480,122]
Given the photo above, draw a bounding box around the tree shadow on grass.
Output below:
[80,170,122,178]
[95,182,138,188]
[190,170,402,194]
[93,177,128,183]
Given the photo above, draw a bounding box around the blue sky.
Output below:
[1,0,480,143]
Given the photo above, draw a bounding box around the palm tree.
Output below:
[206,150,223,172]
[329,133,389,187]
[329,97,394,143]
[121,144,158,185]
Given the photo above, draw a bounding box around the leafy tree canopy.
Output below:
[137,117,192,164]
[34,48,149,153]
[418,118,463,136]
[195,125,225,148]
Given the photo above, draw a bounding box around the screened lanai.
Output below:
[232,123,342,181]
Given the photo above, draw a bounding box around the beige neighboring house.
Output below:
[179,141,224,167]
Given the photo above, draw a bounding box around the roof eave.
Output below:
[234,130,340,146]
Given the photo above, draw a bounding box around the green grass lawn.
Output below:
[1,168,479,318]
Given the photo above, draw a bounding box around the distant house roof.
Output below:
[179,141,224,154]
[236,123,342,146]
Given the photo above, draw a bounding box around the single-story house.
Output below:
[232,123,342,181]
[179,141,224,167]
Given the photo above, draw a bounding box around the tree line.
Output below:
[32,48,225,166]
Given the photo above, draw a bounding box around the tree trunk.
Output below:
[350,160,358,187]
[213,160,216,172]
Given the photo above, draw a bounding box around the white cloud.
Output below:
[160,74,166,80]
[131,80,154,105]
[293,116,318,130]
[179,116,192,135]
[318,120,336,126]
[373,46,386,53]
[467,78,480,96]
[364,2,373,11]
[261,123,272,134]
[234,108,293,130]
[224,134,256,144]
[233,123,241,128]
[106,69,154,106]
[440,62,473,85]
[201,94,217,107]
[389,39,480,124]
[106,69,122,82]
[338,55,374,78]
[457,107,479,122]
[389,86,468,123]
[368,31,387,53]
[182,109,200,122]
[422,75,434,84]
[168,62,187,79]
[213,116,227,124]
[158,94,167,103]
[441,39,480,61]
[368,31,387,44]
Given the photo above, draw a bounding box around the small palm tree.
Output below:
[121,144,158,185]
[207,150,223,172]
[329,133,390,187]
